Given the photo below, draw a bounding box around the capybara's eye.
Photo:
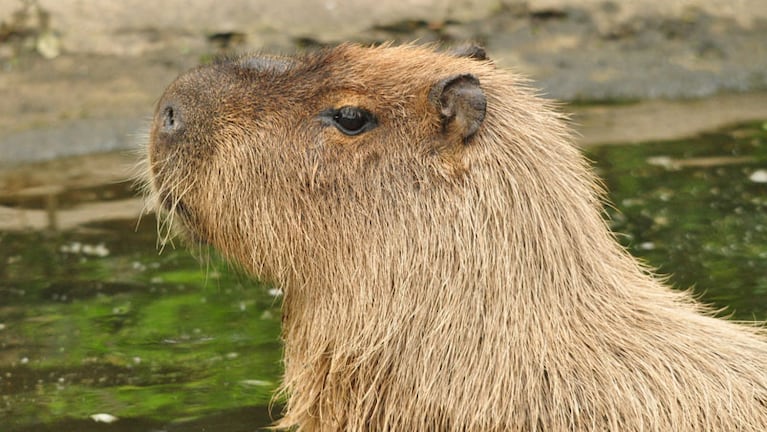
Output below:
[324,106,377,136]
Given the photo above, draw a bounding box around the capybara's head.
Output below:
[146,44,567,285]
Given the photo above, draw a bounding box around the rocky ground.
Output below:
[1,0,766,210]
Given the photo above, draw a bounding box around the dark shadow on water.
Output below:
[0,180,136,211]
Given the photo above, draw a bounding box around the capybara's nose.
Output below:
[151,68,227,153]
[157,101,184,140]
[151,97,194,153]
[161,103,181,132]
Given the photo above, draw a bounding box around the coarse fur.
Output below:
[143,43,767,431]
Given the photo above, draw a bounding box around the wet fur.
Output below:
[145,44,767,431]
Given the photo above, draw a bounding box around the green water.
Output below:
[1,122,766,431]
[589,122,767,319]
[1,222,283,430]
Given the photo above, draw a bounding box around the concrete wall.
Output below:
[1,0,765,56]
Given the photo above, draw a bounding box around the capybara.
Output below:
[144,43,767,431]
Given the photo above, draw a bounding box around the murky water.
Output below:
[1,122,766,431]
[1,221,283,430]
[589,122,767,320]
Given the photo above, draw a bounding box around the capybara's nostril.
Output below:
[160,103,183,135]
[152,100,190,152]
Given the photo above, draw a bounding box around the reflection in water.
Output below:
[1,122,766,431]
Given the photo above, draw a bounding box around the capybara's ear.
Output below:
[428,74,487,143]
[449,44,488,61]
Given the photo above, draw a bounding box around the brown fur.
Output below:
[143,43,767,431]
